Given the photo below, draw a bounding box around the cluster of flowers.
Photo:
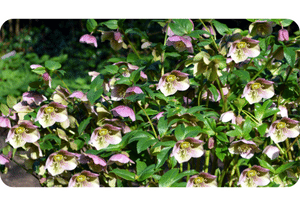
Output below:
[1,19,300,188]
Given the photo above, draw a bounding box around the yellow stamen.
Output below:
[98,128,108,136]
[276,122,286,129]
[251,82,261,90]
[175,41,186,50]
[237,41,247,49]
[194,176,205,184]
[238,144,250,153]
[180,141,190,149]
[247,169,257,177]
[76,175,87,182]
[45,106,55,114]
[15,127,25,134]
[166,75,176,82]
[53,154,63,162]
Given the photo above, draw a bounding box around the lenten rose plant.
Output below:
[1,18,300,188]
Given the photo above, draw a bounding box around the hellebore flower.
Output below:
[228,139,261,159]
[263,145,280,160]
[79,34,98,48]
[0,154,10,166]
[227,37,260,63]
[13,101,34,120]
[45,150,78,176]
[157,70,190,97]
[265,117,300,143]
[22,91,47,106]
[113,61,139,77]
[278,105,288,118]
[111,105,136,121]
[241,78,275,104]
[24,142,43,160]
[237,165,270,187]
[101,31,124,51]
[111,84,129,101]
[51,85,70,106]
[35,102,68,128]
[187,172,217,187]
[79,153,107,173]
[152,111,165,121]
[125,86,144,97]
[171,137,205,163]
[88,124,122,150]
[202,25,216,38]
[69,91,88,102]
[107,153,135,166]
[166,35,194,53]
[5,120,40,149]
[68,170,100,187]
[104,118,131,134]
[220,111,236,124]
[249,20,274,37]
[278,29,289,42]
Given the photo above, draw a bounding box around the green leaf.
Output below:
[101,20,118,29]
[45,60,61,71]
[42,134,61,145]
[115,77,132,85]
[283,46,296,67]
[174,169,198,183]
[130,69,140,84]
[111,168,136,181]
[216,132,229,143]
[90,74,104,90]
[156,147,172,169]
[39,140,53,150]
[257,157,275,173]
[187,30,211,38]
[212,20,230,36]
[126,93,146,103]
[158,168,179,187]
[73,139,85,150]
[78,117,92,135]
[87,88,103,104]
[257,123,268,137]
[169,19,193,36]
[275,162,295,174]
[186,106,206,114]
[232,70,250,82]
[1,145,11,156]
[208,84,219,101]
[174,124,185,141]
[0,103,9,116]
[32,66,46,75]
[136,138,158,154]
[157,116,168,136]
[86,19,98,32]
[242,117,253,136]
[136,161,147,176]
[226,129,242,137]
[138,164,156,181]
[128,131,155,143]
[104,65,119,74]
[263,108,280,119]
[281,19,293,27]
[185,126,201,138]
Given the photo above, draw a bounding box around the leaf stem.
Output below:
[199,19,219,52]
[137,103,158,138]
[203,150,210,173]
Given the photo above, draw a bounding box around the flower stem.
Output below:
[286,135,300,154]
[285,138,293,160]
[138,103,158,138]
[216,77,227,112]
[54,71,71,93]
[199,19,219,52]
[211,149,218,175]
[241,110,259,124]
[161,20,170,76]
[204,150,210,173]
[122,32,141,60]
[228,155,239,187]
[187,162,191,180]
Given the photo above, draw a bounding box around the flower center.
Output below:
[238,144,250,153]
[175,41,186,51]
[251,82,261,90]
[76,175,86,182]
[247,170,257,177]
[98,128,108,136]
[53,154,64,162]
[45,106,55,114]
[180,141,190,149]
[166,75,176,82]
[276,122,286,129]
[194,177,205,184]
[15,126,25,134]
[237,41,247,49]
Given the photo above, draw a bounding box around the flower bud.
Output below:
[278,29,289,42]
[208,137,215,149]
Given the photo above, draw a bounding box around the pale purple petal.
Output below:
[79,34,98,48]
[263,145,280,160]
[0,117,11,128]
[111,105,136,121]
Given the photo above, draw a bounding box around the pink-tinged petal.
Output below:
[38,116,56,128]
[0,117,11,128]
[86,154,106,166]
[60,157,78,171]
[241,82,253,98]
[22,130,40,143]
[240,152,254,159]
[111,105,136,121]
[23,91,47,105]
[160,83,177,97]
[245,90,262,104]
[278,29,289,42]
[30,64,43,69]
[173,77,190,91]
[152,112,165,120]
[140,71,148,80]
[188,147,204,158]
[281,117,299,125]
[108,154,134,165]
[125,86,144,94]
[127,63,139,71]
[0,154,9,165]
[278,106,288,118]
[51,112,68,123]
[253,174,270,186]
[263,145,280,160]
[88,71,100,81]
[284,127,300,138]
[220,111,235,123]
[79,34,98,48]
[49,102,67,109]
[186,176,196,187]
[257,87,275,99]
[114,32,123,42]
[256,78,274,85]
[106,133,122,145]
[69,91,88,101]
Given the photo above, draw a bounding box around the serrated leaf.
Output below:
[0,103,9,116]
[104,65,119,74]
[42,134,61,145]
[216,132,229,143]
[281,19,293,27]
[212,20,230,36]
[283,46,296,67]
[73,139,85,150]
[32,66,46,75]
[87,88,103,104]
[187,30,211,38]
[275,162,295,174]
[45,60,61,71]
[157,116,168,136]
[101,20,118,29]
[168,19,193,36]
[156,147,172,169]
[233,70,250,82]
[257,157,275,173]
[257,123,268,137]
[39,140,53,150]
[136,161,147,176]
[78,117,92,135]
[242,117,253,136]
[138,164,156,181]
[158,168,179,187]
[111,168,136,181]
[208,84,219,101]
[226,129,242,137]
[174,124,185,141]
[136,138,158,154]
[186,106,206,114]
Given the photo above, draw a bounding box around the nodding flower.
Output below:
[79,34,98,48]
[68,170,100,187]
[237,165,270,187]
[187,172,217,187]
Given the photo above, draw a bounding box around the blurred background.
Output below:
[0,19,298,104]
